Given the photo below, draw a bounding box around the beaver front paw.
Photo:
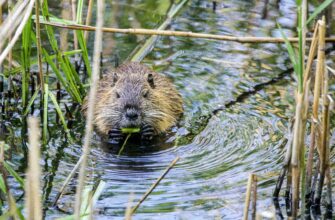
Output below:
[141,124,155,142]
[108,128,123,145]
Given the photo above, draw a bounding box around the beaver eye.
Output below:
[116,92,120,98]
[143,90,149,98]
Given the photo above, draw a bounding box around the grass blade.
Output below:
[3,161,24,188]
[76,0,84,24]
[21,14,33,108]
[0,174,7,193]
[76,30,92,78]
[48,92,72,140]
[307,0,335,24]
[277,22,299,77]
[23,86,41,116]
[43,83,49,144]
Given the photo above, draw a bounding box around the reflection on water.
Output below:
[3,0,335,219]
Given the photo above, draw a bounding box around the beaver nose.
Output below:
[125,109,139,121]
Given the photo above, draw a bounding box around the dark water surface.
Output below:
[3,0,335,219]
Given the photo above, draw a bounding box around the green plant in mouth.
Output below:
[121,127,141,134]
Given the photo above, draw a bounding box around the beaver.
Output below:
[82,62,183,144]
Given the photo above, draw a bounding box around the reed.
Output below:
[130,157,180,215]
[73,0,104,218]
[314,19,328,210]
[125,193,134,220]
[304,19,324,218]
[0,0,333,219]
[42,83,49,144]
[117,133,131,157]
[71,0,79,65]
[243,173,258,220]
[7,0,13,71]
[53,155,83,206]
[83,0,93,40]
[272,1,334,218]
[129,0,188,62]
[25,117,42,220]
[38,20,335,43]
[35,0,44,92]
[0,0,35,66]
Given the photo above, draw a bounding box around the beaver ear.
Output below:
[147,73,155,88]
[111,73,118,87]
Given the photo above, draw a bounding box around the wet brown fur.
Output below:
[82,62,183,136]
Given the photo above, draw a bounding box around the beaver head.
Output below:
[85,62,184,140]
[106,71,159,130]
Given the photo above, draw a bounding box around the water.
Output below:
[2,0,335,219]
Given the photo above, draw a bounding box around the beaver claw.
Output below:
[141,124,155,142]
[108,128,123,145]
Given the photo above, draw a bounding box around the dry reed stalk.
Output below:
[243,174,254,220]
[129,0,187,62]
[73,0,104,219]
[125,193,134,220]
[305,19,325,214]
[0,4,2,26]
[0,0,35,66]
[251,175,258,220]
[273,122,293,198]
[7,0,14,71]
[25,117,42,220]
[130,157,180,215]
[0,0,29,45]
[291,92,303,218]
[314,36,329,209]
[290,3,310,216]
[35,0,44,92]
[301,0,307,73]
[244,174,258,220]
[60,0,71,51]
[39,21,335,43]
[290,84,310,217]
[313,18,326,210]
[53,155,83,206]
[84,0,93,40]
[286,166,292,215]
[298,2,308,214]
[299,78,311,216]
[71,0,78,62]
[324,95,333,213]
[302,23,319,89]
